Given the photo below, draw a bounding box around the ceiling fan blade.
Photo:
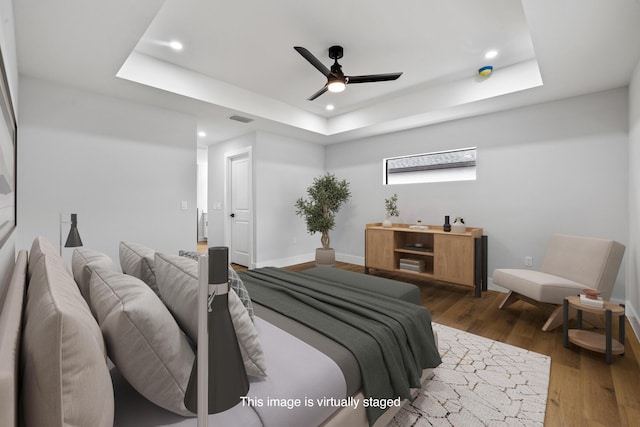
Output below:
[347,72,403,84]
[294,46,331,77]
[307,85,328,101]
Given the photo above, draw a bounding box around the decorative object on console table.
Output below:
[59,213,83,254]
[451,217,466,233]
[443,215,451,232]
[383,193,399,228]
[409,219,428,230]
[295,173,351,266]
[184,246,249,418]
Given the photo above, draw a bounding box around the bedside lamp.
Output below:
[184,246,249,424]
[59,213,83,254]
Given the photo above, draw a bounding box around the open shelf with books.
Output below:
[365,223,488,296]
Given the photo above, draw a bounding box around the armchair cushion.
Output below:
[493,269,587,305]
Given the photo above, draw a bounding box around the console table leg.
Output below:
[482,236,488,292]
[474,237,482,298]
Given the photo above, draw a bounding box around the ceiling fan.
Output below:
[294,45,403,101]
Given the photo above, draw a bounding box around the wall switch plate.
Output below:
[525,256,533,267]
[181,200,188,210]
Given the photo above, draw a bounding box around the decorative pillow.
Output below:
[155,252,266,377]
[229,267,255,320]
[178,250,200,261]
[27,235,63,277]
[179,250,255,320]
[72,248,119,302]
[22,238,114,427]
[89,269,195,416]
[119,241,159,295]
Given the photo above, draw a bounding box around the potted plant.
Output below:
[295,173,351,266]
[383,193,399,227]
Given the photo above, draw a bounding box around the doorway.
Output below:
[225,147,253,267]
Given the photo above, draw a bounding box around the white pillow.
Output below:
[119,242,159,295]
[154,252,266,377]
[89,269,195,416]
[72,248,119,302]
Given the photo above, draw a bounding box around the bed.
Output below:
[0,237,441,427]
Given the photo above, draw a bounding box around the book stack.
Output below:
[399,258,425,273]
[580,293,604,308]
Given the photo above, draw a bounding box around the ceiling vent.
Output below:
[229,115,254,124]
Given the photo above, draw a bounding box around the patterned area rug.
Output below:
[388,324,550,426]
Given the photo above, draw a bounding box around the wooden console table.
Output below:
[364,223,488,297]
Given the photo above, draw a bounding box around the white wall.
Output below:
[207,131,325,267]
[197,147,208,241]
[254,131,324,267]
[17,77,198,265]
[326,88,629,301]
[628,60,640,335]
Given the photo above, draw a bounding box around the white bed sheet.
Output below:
[112,316,346,427]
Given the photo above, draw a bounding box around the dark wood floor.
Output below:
[278,261,640,427]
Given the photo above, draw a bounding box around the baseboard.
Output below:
[255,252,364,269]
[254,252,315,268]
[625,300,640,342]
[335,253,364,266]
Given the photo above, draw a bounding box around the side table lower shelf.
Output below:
[563,296,625,364]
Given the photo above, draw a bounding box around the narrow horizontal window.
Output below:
[384,147,476,185]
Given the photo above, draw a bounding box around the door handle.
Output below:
[230,213,235,218]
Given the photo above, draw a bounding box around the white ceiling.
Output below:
[14,0,640,146]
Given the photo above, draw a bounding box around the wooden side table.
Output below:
[563,296,625,364]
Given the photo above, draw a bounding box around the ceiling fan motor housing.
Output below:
[328,45,343,60]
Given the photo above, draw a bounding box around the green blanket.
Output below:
[239,267,441,425]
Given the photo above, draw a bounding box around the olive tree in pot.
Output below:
[295,173,351,266]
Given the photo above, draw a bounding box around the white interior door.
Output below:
[228,152,251,267]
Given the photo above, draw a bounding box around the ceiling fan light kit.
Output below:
[294,45,402,100]
[327,79,346,93]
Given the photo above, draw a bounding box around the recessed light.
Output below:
[169,41,184,51]
[198,131,206,137]
[326,104,335,111]
[484,50,498,59]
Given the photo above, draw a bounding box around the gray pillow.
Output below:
[72,248,119,302]
[22,237,114,427]
[155,252,266,377]
[89,269,195,416]
[119,242,159,295]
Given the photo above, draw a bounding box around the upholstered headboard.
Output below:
[0,249,28,427]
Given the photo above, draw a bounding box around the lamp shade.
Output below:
[184,247,249,414]
[64,214,83,248]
